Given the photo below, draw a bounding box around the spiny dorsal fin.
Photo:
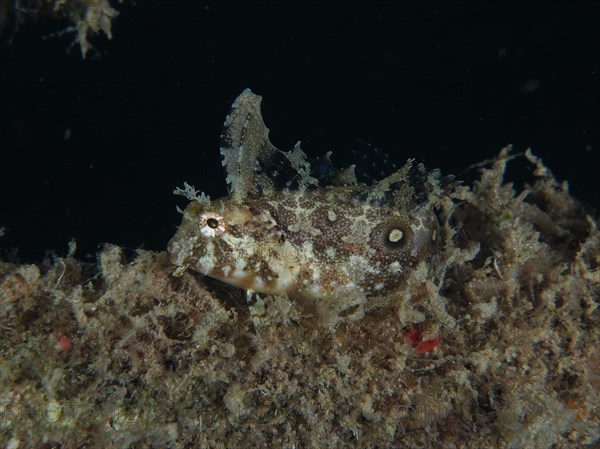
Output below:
[220,89,278,200]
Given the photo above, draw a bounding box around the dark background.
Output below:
[1,1,598,263]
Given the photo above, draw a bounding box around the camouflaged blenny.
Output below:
[168,89,445,316]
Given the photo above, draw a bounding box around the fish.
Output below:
[168,89,445,321]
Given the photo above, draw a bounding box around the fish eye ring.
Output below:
[199,212,226,237]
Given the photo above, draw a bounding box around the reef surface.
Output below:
[0,149,598,448]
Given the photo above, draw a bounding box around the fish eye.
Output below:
[199,212,226,237]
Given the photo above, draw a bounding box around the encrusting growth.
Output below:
[0,0,122,57]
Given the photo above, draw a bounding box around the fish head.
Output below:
[168,195,282,291]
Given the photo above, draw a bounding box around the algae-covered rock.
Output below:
[0,150,598,448]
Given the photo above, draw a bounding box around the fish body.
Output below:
[168,89,442,308]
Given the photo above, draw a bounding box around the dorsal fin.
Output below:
[219,89,325,198]
[351,140,398,184]
[219,89,278,200]
[218,89,446,205]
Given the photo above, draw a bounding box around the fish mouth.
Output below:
[166,237,187,267]
[167,233,201,269]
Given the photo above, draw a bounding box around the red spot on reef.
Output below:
[403,324,440,354]
[55,334,72,353]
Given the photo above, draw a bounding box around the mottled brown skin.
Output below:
[168,189,438,299]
